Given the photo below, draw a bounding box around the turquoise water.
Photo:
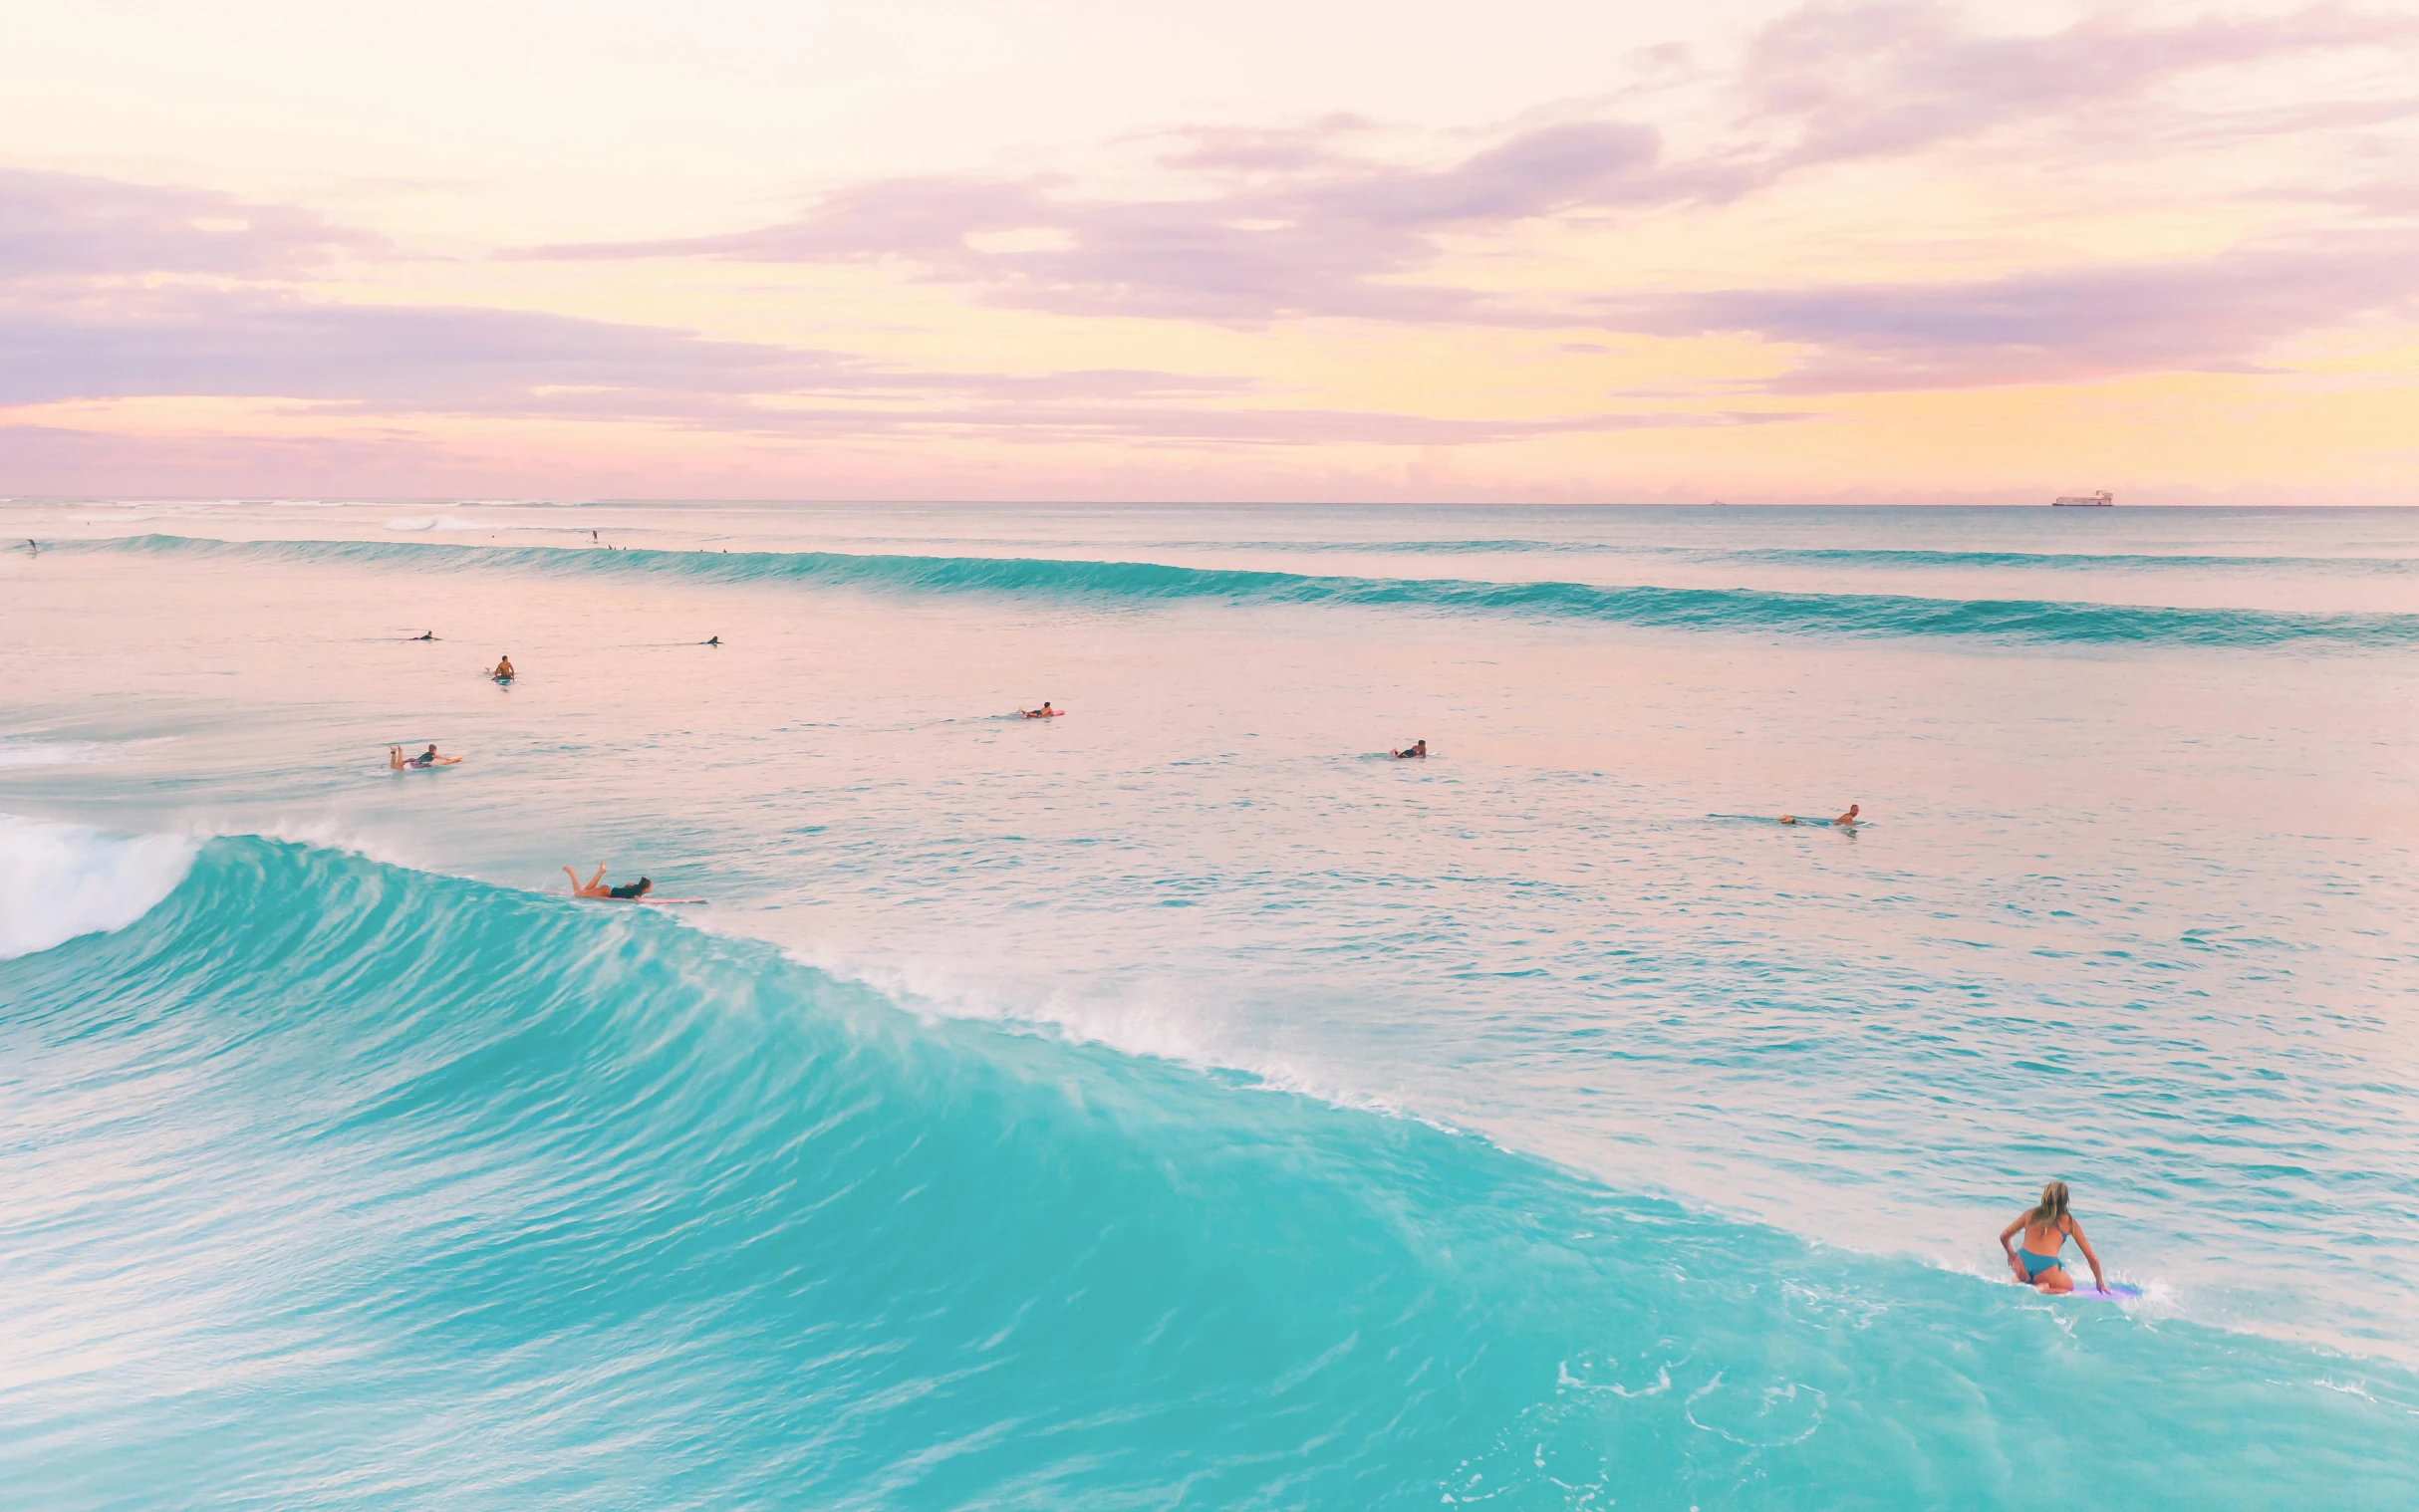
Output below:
[5,502,2418,1507]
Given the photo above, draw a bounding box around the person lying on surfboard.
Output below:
[390,744,462,770]
[1999,1180,2108,1295]
[565,865,652,900]
[1018,702,1062,718]
[1392,739,1428,759]
[1779,803,1859,826]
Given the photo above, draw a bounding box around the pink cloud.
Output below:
[513,3,2417,343]
[1600,234,2419,392]
[0,168,376,283]
[1742,1,2419,171]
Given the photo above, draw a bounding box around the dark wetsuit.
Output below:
[609,881,649,899]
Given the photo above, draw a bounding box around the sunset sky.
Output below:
[5,1,2416,502]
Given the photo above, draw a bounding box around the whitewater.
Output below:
[4,499,2416,1508]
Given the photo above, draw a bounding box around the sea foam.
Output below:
[0,815,196,960]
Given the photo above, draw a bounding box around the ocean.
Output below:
[4,499,2416,1508]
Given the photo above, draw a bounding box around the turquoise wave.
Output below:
[86,535,2419,648]
[6,831,2417,1505]
[1180,540,2419,574]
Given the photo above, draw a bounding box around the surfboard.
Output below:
[2066,1283,2141,1303]
[572,895,706,905]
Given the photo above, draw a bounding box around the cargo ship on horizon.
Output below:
[2052,490,2114,507]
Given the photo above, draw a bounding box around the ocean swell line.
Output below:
[83,534,2419,648]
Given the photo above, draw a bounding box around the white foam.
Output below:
[0,742,109,770]
[767,935,1457,1131]
[0,816,197,960]
[0,738,170,770]
[384,516,482,533]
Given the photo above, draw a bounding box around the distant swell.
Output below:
[83,534,2419,648]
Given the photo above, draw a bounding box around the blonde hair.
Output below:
[2030,1180,2071,1226]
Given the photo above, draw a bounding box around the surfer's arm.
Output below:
[2069,1220,2105,1289]
[1996,1216,2033,1279]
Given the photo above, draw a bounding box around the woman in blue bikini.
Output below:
[1999,1180,2108,1294]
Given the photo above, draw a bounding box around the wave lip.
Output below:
[92,534,2419,650]
[0,815,197,960]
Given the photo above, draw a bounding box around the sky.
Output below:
[4,0,2416,503]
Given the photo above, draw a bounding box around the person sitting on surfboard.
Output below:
[1999,1180,2108,1295]
[565,865,651,900]
[1779,803,1859,826]
[490,654,515,680]
[1019,702,1061,718]
[390,744,461,770]
[1392,739,1428,759]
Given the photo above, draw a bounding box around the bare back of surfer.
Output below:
[1999,1180,2107,1295]
[1019,701,1060,718]
[1391,738,1428,759]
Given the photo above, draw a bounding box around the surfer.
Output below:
[1779,803,1859,826]
[390,744,460,770]
[410,630,437,641]
[1999,1180,2108,1295]
[1392,739,1428,759]
[489,654,515,680]
[565,865,652,900]
[1019,702,1061,718]
[705,635,720,646]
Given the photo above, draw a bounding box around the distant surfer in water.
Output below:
[1999,1180,2108,1295]
[1779,803,1859,826]
[22,539,35,553]
[1392,739,1428,758]
[411,630,437,641]
[705,635,720,646]
[1019,702,1061,718]
[565,865,652,900]
[390,744,460,770]
[489,654,514,680]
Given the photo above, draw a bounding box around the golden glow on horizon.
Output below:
[1,0,2415,501]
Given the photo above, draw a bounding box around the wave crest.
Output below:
[81,535,2419,649]
[0,815,197,960]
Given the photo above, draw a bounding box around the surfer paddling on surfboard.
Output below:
[2000,1180,2112,1296]
[1392,739,1428,759]
[565,865,652,900]
[1780,803,1859,826]
[390,744,462,771]
[1018,702,1063,718]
